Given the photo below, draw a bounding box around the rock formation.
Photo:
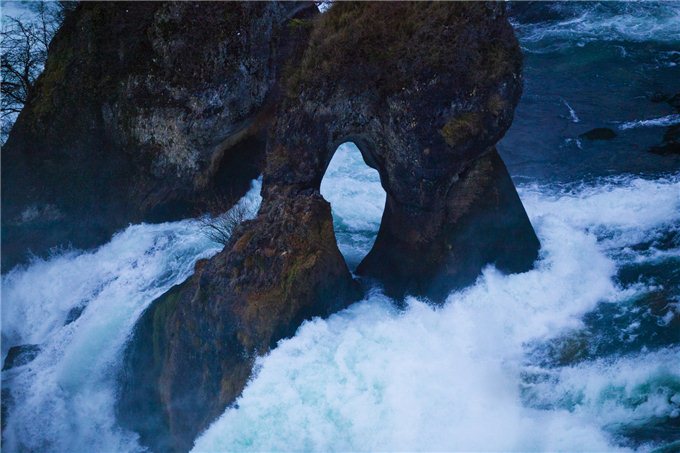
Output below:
[269,2,539,298]
[1,1,316,271]
[119,2,539,452]
[119,193,360,452]
[649,93,680,155]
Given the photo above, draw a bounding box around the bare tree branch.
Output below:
[1,2,75,142]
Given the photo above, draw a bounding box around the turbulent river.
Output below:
[2,2,680,452]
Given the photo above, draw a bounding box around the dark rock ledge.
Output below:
[118,2,539,452]
[1,1,316,272]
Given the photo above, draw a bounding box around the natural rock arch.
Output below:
[264,1,538,297]
[119,3,540,451]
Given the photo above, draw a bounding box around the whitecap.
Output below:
[618,113,680,130]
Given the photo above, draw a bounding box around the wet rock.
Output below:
[580,127,617,141]
[269,2,537,297]
[649,124,680,155]
[648,92,680,155]
[120,3,539,451]
[64,305,86,325]
[119,194,360,452]
[650,92,670,103]
[2,345,41,371]
[358,149,539,298]
[667,93,680,111]
[1,1,316,271]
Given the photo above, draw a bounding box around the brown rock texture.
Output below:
[1,1,316,271]
[268,1,539,297]
[119,193,360,452]
[119,2,539,452]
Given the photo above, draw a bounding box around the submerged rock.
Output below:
[667,93,680,111]
[581,127,617,140]
[2,345,41,371]
[1,1,316,272]
[649,92,680,155]
[120,2,539,451]
[649,124,680,155]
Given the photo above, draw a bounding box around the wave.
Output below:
[617,114,680,131]
[193,175,680,452]
[0,180,262,453]
[512,2,680,53]
[2,161,679,452]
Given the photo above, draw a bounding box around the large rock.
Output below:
[119,2,539,452]
[268,1,538,297]
[1,1,316,271]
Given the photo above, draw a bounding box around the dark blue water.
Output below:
[502,1,680,184]
[503,3,680,450]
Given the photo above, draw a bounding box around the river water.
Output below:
[2,2,679,452]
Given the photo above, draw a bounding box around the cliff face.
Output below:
[1,1,315,271]
[119,3,539,452]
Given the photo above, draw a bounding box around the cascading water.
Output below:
[1,180,261,452]
[319,142,386,271]
[192,159,680,453]
[2,2,680,452]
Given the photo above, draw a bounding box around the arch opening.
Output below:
[319,142,386,271]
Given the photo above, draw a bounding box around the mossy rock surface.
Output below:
[120,3,539,450]
[119,194,359,452]
[1,1,315,271]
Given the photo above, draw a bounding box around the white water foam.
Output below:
[0,179,262,453]
[193,175,680,452]
[3,162,679,452]
[320,142,386,269]
[514,2,680,53]
[618,113,680,131]
[563,99,580,123]
[523,347,680,437]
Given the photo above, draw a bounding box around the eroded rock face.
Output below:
[1,1,315,271]
[359,148,540,298]
[120,2,539,451]
[268,1,538,297]
[119,193,359,452]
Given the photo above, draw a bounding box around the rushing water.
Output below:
[2,2,680,452]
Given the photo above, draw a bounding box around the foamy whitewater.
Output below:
[0,181,261,452]
[191,151,680,453]
[512,1,680,53]
[4,146,678,452]
[2,2,680,452]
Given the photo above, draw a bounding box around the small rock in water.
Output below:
[580,127,617,140]
[64,305,86,325]
[2,344,41,370]
[650,92,669,103]
[649,124,680,155]
[666,93,680,112]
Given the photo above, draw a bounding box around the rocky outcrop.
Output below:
[119,2,539,452]
[119,194,360,452]
[1,1,316,271]
[268,1,538,297]
[359,148,539,298]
